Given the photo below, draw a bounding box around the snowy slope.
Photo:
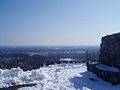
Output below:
[0,63,120,90]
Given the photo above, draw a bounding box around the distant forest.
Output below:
[0,46,99,70]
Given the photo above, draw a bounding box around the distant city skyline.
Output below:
[0,0,120,46]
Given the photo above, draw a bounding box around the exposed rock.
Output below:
[87,63,120,85]
[99,33,120,69]
[87,33,120,85]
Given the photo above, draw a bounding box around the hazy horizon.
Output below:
[0,45,99,47]
[0,0,120,46]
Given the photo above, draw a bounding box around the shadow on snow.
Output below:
[69,71,120,90]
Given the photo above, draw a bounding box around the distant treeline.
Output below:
[0,46,99,70]
[0,53,60,70]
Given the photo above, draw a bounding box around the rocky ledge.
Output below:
[87,33,120,85]
[87,62,120,85]
[99,33,120,69]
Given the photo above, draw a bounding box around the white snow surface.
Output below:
[96,64,120,72]
[0,63,120,90]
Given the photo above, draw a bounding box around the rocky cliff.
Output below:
[99,33,120,69]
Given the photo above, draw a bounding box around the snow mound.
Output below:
[0,67,44,88]
[0,63,120,90]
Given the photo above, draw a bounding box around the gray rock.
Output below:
[87,33,120,85]
[87,63,120,85]
[99,33,120,69]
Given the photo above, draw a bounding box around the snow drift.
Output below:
[0,63,120,90]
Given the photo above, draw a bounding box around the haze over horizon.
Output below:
[0,0,120,46]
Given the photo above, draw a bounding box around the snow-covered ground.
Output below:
[0,63,120,90]
[96,64,120,72]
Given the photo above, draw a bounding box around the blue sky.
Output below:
[0,0,120,46]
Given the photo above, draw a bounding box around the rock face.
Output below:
[99,33,120,69]
[87,33,120,85]
[87,63,120,85]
